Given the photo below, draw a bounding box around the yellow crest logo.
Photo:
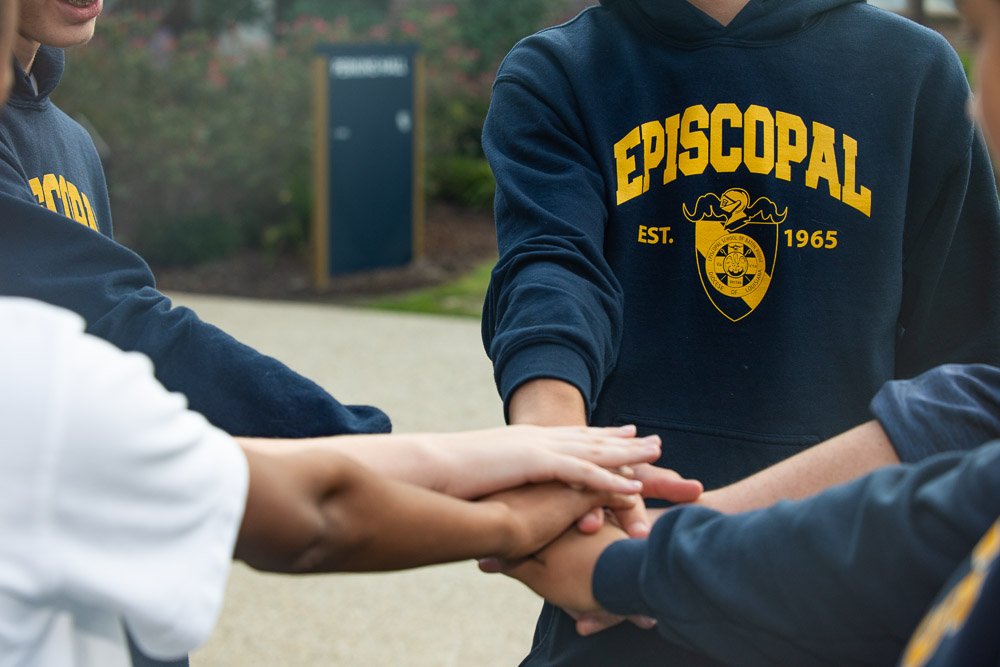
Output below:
[683,188,787,322]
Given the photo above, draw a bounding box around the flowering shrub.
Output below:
[54,2,579,265]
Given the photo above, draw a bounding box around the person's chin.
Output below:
[45,24,97,49]
[46,0,101,46]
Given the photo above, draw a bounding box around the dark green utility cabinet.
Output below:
[312,44,424,284]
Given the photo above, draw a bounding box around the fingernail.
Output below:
[636,616,658,629]
[642,435,661,445]
[622,480,643,492]
[628,522,650,537]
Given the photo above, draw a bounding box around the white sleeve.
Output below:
[37,305,249,659]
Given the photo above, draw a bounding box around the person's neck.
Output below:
[14,35,41,74]
[686,0,751,25]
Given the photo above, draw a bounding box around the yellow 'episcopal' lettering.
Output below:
[614,103,872,218]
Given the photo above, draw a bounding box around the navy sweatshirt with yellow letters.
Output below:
[594,364,1000,667]
[0,47,390,438]
[483,0,1000,488]
[482,1,1000,665]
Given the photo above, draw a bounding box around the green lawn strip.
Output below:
[365,259,494,318]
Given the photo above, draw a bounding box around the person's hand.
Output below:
[577,464,703,537]
[434,424,663,499]
[481,522,656,636]
[573,609,656,636]
[483,483,638,560]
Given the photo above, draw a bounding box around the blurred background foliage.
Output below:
[55,0,587,265]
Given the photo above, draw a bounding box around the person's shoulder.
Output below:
[47,102,103,151]
[0,298,88,397]
[0,297,84,340]
[831,4,956,55]
[0,299,89,441]
[529,4,615,44]
[498,6,624,80]
[827,5,966,96]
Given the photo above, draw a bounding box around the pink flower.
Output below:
[206,59,227,89]
[432,3,458,19]
[400,20,418,37]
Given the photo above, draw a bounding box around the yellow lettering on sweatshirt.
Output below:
[901,521,1000,667]
[27,173,100,231]
[614,103,872,218]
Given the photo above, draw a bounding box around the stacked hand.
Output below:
[482,522,638,634]
[431,424,702,539]
[450,424,699,569]
[475,431,704,637]
[289,423,697,572]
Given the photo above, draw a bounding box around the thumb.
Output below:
[478,557,503,573]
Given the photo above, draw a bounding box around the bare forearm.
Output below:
[509,378,587,426]
[235,424,659,502]
[237,432,449,492]
[233,440,513,572]
[234,440,615,574]
[698,420,899,513]
[303,432,449,491]
[299,474,516,572]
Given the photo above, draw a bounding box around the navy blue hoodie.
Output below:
[0,47,390,438]
[481,1,1000,665]
[594,364,1000,666]
[903,518,1000,667]
[484,0,1000,487]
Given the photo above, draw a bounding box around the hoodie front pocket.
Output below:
[615,413,819,493]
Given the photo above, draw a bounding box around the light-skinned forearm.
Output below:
[509,378,587,426]
[233,439,623,573]
[264,426,663,501]
[695,420,899,514]
[298,431,448,492]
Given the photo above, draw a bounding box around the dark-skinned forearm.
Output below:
[233,441,516,573]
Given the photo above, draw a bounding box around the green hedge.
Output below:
[54,3,579,266]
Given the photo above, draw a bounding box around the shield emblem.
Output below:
[683,189,785,322]
[694,219,778,322]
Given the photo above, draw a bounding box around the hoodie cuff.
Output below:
[593,538,652,618]
[870,364,1000,463]
[497,343,594,422]
[870,377,934,464]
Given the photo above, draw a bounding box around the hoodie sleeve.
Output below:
[895,40,1000,377]
[872,364,1000,463]
[593,442,1000,667]
[481,40,623,420]
[0,194,390,437]
[0,143,42,207]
